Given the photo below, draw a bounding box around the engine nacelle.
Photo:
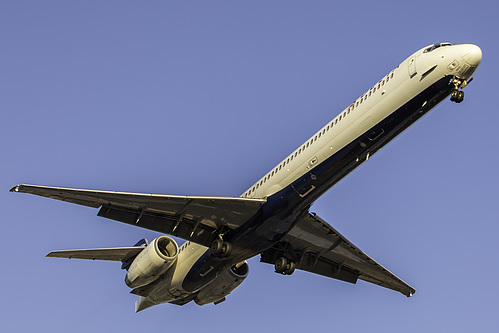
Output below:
[125,236,178,289]
[194,261,249,305]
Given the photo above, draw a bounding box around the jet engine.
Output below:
[125,236,178,289]
[194,261,249,305]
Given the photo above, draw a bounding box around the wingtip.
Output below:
[9,185,21,192]
[407,289,416,297]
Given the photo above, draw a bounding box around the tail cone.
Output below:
[135,296,157,313]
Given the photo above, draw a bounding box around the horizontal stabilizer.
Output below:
[46,246,145,261]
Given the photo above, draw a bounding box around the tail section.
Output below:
[121,238,148,270]
[135,296,157,313]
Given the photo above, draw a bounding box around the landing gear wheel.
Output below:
[275,257,296,275]
[210,239,232,257]
[457,91,464,103]
[275,257,288,273]
[450,90,464,103]
[284,261,296,275]
[210,239,223,257]
[221,241,232,257]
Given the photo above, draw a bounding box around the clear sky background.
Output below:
[2,1,498,332]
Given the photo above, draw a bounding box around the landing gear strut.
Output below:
[210,238,232,257]
[274,257,296,275]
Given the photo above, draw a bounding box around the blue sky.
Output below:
[2,1,498,331]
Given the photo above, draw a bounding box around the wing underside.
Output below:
[10,184,266,247]
[261,212,415,297]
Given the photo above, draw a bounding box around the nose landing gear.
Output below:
[450,89,464,103]
[450,77,471,103]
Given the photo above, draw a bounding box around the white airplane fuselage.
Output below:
[134,43,482,310]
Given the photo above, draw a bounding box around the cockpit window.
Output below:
[424,43,453,53]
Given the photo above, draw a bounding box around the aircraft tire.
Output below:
[221,241,232,257]
[285,261,296,275]
[210,239,223,257]
[275,257,288,273]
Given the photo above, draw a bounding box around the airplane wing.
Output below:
[10,184,266,248]
[260,212,415,297]
[47,246,145,261]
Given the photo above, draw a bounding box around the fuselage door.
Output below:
[408,56,417,77]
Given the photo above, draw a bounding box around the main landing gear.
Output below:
[450,77,471,103]
[274,256,296,275]
[210,238,232,258]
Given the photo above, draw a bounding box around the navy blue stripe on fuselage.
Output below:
[227,75,455,257]
[182,75,455,292]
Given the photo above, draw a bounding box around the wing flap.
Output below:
[46,247,145,261]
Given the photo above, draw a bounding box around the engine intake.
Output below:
[125,236,178,289]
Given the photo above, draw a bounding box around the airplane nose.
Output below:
[461,44,482,67]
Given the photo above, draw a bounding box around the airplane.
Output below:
[11,42,482,312]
